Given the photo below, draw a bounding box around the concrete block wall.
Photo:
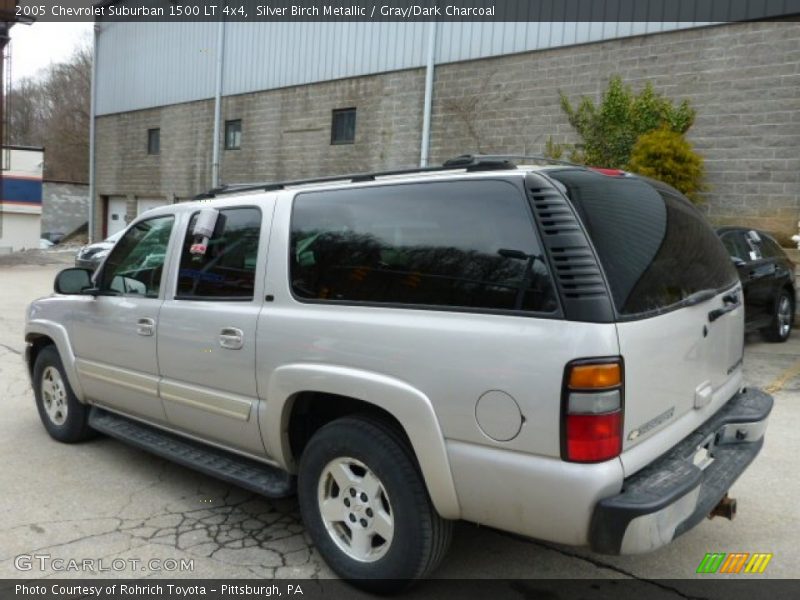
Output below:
[430,21,800,244]
[94,21,800,244]
[94,69,424,240]
[220,68,425,184]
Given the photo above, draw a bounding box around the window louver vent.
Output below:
[530,187,606,299]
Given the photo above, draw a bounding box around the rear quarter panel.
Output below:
[257,192,621,460]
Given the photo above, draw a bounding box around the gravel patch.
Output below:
[0,247,77,267]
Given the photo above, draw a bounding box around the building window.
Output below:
[225,119,242,150]
[331,108,356,145]
[147,128,160,155]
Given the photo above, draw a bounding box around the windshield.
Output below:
[549,169,738,316]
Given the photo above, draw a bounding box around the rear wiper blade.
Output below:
[682,289,717,307]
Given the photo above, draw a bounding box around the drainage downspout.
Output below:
[419,20,437,167]
[211,19,225,189]
[87,24,98,242]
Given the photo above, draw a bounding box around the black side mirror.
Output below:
[54,268,94,295]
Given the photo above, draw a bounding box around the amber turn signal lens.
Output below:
[568,363,621,390]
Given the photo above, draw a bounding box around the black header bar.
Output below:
[15,0,800,23]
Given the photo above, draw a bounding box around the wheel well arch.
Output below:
[286,391,413,464]
[264,363,461,519]
[25,334,56,378]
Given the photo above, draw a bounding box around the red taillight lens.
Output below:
[588,167,626,177]
[565,412,622,463]
[563,358,624,463]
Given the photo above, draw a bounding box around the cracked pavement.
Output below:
[1,264,798,589]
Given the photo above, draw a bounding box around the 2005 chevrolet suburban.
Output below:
[25,155,772,591]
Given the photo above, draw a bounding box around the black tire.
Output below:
[297,415,452,593]
[32,346,95,443]
[761,289,794,343]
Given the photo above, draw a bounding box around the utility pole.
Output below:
[0,0,24,239]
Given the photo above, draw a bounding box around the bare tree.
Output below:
[8,78,46,146]
[8,44,90,182]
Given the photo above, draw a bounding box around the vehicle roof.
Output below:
[717,226,772,236]
[137,164,592,218]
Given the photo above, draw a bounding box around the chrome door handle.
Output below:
[136,317,155,336]
[219,327,244,350]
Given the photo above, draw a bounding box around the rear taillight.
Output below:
[588,167,627,177]
[562,358,623,463]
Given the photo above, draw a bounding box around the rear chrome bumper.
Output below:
[589,387,773,555]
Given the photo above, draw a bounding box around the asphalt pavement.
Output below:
[1,262,798,591]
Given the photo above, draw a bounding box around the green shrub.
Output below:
[552,75,696,168]
[627,127,705,202]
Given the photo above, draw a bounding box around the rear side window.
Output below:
[290,180,558,313]
[176,207,261,300]
[550,170,737,316]
[721,232,753,262]
[757,235,785,260]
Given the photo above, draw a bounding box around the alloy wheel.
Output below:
[317,457,394,563]
[41,366,68,426]
[778,295,792,339]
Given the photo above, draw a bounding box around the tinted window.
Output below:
[721,232,752,262]
[100,216,174,297]
[290,181,558,313]
[550,170,737,315]
[177,207,261,300]
[757,235,786,260]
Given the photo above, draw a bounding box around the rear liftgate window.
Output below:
[290,180,558,313]
[550,170,738,316]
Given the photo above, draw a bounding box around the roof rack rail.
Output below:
[194,154,519,199]
[445,154,580,168]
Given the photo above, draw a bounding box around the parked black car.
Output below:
[718,227,795,342]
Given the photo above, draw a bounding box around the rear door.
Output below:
[549,171,742,475]
[721,230,765,327]
[743,231,783,325]
[157,204,272,457]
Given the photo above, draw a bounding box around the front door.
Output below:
[157,204,272,457]
[71,214,177,422]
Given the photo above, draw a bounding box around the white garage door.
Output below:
[137,197,167,216]
[106,196,127,236]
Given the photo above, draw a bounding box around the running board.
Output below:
[89,407,295,498]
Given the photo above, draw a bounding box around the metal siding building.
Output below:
[95,20,713,116]
[91,8,800,243]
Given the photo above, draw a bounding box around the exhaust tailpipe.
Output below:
[709,494,737,520]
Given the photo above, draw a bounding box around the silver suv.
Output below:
[25,156,772,591]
